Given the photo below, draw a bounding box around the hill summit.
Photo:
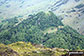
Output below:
[0,11,84,50]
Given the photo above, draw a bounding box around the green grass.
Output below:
[43,27,58,34]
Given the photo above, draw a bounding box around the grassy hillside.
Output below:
[0,44,19,56]
[0,11,84,50]
[0,42,67,56]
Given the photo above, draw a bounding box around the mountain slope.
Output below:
[0,11,84,50]
[0,0,84,34]
[48,0,84,35]
[0,42,67,56]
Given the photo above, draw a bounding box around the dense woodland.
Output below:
[0,11,84,50]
